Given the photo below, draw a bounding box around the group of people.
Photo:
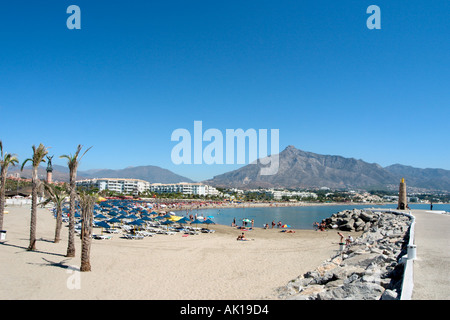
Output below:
[313,221,327,231]
[337,232,353,245]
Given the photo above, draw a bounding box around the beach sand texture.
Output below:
[0,205,339,300]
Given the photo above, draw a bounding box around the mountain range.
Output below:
[204,146,450,192]
[9,146,450,192]
[9,164,194,184]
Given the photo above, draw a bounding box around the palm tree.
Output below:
[40,182,68,243]
[0,141,19,231]
[21,143,49,251]
[60,145,92,257]
[78,190,97,272]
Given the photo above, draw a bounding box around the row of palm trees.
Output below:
[0,141,94,271]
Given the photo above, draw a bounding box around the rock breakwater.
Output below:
[278,210,412,300]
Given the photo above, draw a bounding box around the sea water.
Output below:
[195,203,450,230]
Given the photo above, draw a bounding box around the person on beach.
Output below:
[337,232,344,243]
[251,219,254,229]
[346,235,353,245]
[272,221,275,229]
[237,232,248,241]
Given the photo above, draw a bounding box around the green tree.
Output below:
[0,141,19,230]
[60,145,92,257]
[21,143,49,251]
[77,190,98,272]
[40,182,68,243]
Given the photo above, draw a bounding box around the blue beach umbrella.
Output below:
[203,219,216,230]
[178,216,191,224]
[160,219,174,230]
[107,217,121,224]
[191,219,203,229]
[94,214,108,220]
[95,221,111,234]
[95,221,111,229]
[128,219,144,226]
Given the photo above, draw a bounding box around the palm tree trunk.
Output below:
[80,229,92,271]
[0,169,6,231]
[66,172,76,257]
[28,168,38,251]
[54,205,62,243]
[80,196,94,272]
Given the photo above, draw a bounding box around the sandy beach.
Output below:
[0,204,344,300]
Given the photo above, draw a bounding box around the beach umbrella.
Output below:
[95,221,111,229]
[128,219,144,226]
[191,218,203,229]
[107,217,121,224]
[94,214,108,220]
[126,214,139,220]
[160,219,174,230]
[94,221,111,234]
[141,216,153,222]
[128,219,145,232]
[203,219,216,230]
[168,215,182,222]
[178,217,191,224]
[281,224,291,228]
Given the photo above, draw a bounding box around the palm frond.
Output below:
[21,158,32,171]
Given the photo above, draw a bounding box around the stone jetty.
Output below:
[278,209,412,300]
[320,208,382,232]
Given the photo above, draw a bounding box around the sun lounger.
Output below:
[122,234,144,240]
[93,234,112,240]
[104,228,120,234]
[136,231,155,237]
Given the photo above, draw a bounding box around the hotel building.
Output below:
[76,178,151,195]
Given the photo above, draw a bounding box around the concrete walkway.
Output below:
[411,210,450,300]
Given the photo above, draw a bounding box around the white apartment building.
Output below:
[76,178,150,195]
[150,182,220,196]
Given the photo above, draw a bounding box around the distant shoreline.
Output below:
[156,200,396,215]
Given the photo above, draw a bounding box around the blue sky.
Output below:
[1,0,449,181]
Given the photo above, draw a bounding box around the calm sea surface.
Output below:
[195,203,450,230]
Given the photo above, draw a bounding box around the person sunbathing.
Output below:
[237,232,250,241]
